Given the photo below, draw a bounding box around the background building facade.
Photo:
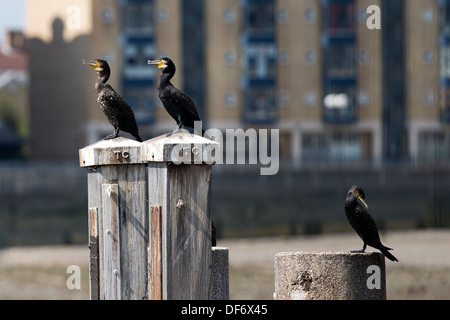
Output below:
[23,0,450,166]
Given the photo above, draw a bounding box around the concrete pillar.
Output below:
[274,251,386,300]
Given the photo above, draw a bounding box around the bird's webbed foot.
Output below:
[104,128,120,140]
[104,134,118,140]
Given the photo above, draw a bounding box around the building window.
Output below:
[242,0,276,123]
[124,45,138,66]
[224,92,237,107]
[326,44,356,78]
[423,50,434,65]
[323,86,356,123]
[245,44,276,80]
[440,46,450,78]
[304,8,316,23]
[155,8,168,23]
[278,91,290,107]
[424,91,435,107]
[224,49,236,65]
[358,49,369,64]
[422,8,434,24]
[124,89,155,125]
[325,0,355,37]
[120,0,156,124]
[244,0,275,36]
[277,8,288,23]
[358,92,369,107]
[322,0,357,124]
[223,8,236,24]
[101,7,115,24]
[278,49,289,65]
[243,87,276,123]
[418,131,450,161]
[302,132,363,163]
[305,92,317,107]
[305,49,316,65]
[123,3,153,34]
[439,0,450,122]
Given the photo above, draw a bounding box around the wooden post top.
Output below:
[79,137,143,167]
[79,131,219,167]
[142,129,219,164]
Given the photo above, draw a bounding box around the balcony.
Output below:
[322,92,357,124]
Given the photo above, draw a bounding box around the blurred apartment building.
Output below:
[24,0,450,167]
[0,30,28,159]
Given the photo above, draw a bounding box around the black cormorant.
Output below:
[148,57,215,245]
[84,59,142,142]
[148,57,204,135]
[345,185,398,262]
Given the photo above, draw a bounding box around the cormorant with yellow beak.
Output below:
[345,185,398,262]
[84,59,142,142]
[148,57,204,136]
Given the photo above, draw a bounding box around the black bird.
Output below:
[345,185,398,262]
[84,59,143,142]
[148,57,215,245]
[148,57,204,135]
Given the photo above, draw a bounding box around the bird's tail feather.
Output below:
[380,245,398,262]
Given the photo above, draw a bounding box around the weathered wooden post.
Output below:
[80,132,227,300]
[274,251,386,300]
[79,137,148,300]
[142,129,221,300]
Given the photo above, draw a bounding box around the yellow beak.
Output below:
[357,195,369,209]
[148,59,165,68]
[83,59,100,70]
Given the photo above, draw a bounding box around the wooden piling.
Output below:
[80,132,227,300]
[80,137,148,300]
[143,130,220,300]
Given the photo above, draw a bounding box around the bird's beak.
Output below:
[350,188,369,209]
[148,59,164,68]
[356,195,369,209]
[83,59,99,70]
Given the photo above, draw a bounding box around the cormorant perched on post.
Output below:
[345,185,398,262]
[148,57,204,135]
[84,59,143,142]
[149,58,216,245]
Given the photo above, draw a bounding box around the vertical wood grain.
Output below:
[102,183,121,300]
[88,207,99,300]
[150,205,162,300]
